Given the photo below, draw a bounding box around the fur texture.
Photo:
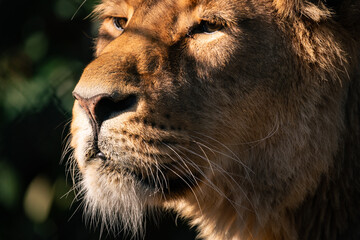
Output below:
[69,0,360,239]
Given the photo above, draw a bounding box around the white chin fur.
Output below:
[81,164,146,236]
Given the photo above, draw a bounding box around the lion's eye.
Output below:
[113,17,127,31]
[202,20,223,33]
[187,20,223,37]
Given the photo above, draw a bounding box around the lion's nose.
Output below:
[72,92,137,132]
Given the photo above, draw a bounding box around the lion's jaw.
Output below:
[69,0,359,239]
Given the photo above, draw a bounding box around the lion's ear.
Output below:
[273,0,358,18]
[309,0,360,38]
[274,0,360,36]
[273,0,332,21]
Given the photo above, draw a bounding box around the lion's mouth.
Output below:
[88,149,199,194]
[82,130,201,195]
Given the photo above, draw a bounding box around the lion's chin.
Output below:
[79,156,200,234]
[80,163,149,235]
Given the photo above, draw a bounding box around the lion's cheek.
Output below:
[188,32,235,69]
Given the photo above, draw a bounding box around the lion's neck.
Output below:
[293,71,360,240]
[170,151,360,240]
[293,171,360,240]
[169,183,296,240]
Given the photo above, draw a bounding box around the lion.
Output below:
[69,0,360,239]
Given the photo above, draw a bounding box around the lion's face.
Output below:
[70,0,347,237]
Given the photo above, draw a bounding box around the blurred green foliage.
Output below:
[0,0,197,239]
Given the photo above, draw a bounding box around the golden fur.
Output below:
[69,0,360,239]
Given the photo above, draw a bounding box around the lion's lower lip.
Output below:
[123,163,199,194]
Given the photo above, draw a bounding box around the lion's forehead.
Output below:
[99,0,230,8]
[97,0,251,24]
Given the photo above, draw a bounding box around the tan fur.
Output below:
[69,0,360,239]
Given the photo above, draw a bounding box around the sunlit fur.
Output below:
[68,0,360,239]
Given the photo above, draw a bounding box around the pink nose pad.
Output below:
[72,93,108,125]
[72,92,138,136]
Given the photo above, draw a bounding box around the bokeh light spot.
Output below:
[24,32,48,62]
[0,160,20,209]
[24,176,54,223]
[54,0,78,20]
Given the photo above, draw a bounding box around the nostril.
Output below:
[95,94,138,124]
[73,91,138,131]
[72,92,79,100]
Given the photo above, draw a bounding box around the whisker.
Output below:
[188,134,258,203]
[246,118,279,145]
[162,143,199,186]
[152,155,169,199]
[175,145,255,213]
[161,163,203,215]
[171,149,251,216]
[190,133,254,174]
[71,0,87,20]
[146,143,168,194]
[194,141,215,175]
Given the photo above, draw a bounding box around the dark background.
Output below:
[0,0,198,239]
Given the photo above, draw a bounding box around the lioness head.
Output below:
[70,0,360,239]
